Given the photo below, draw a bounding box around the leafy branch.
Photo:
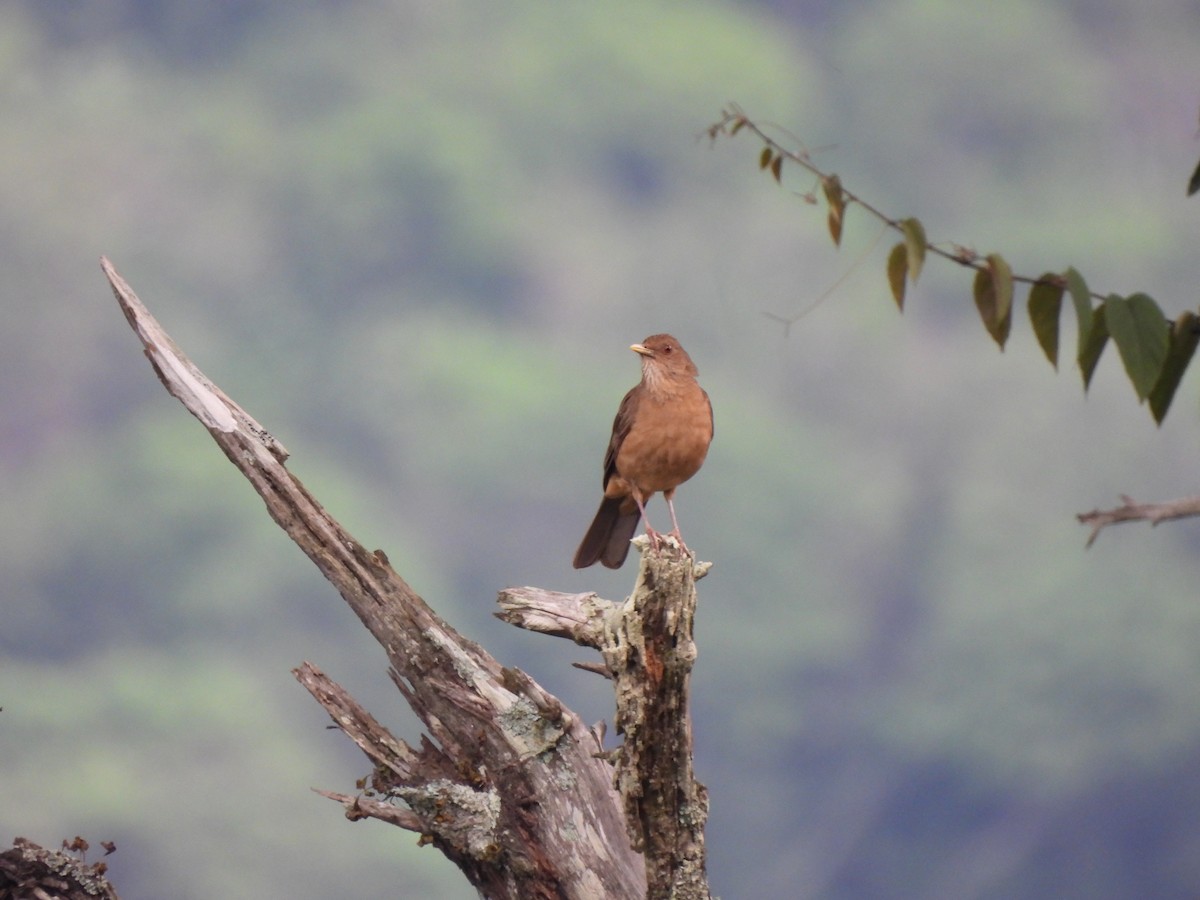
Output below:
[706,105,1200,425]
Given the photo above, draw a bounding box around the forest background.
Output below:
[5,1,1200,897]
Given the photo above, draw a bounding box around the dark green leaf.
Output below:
[1064,267,1093,364]
[770,154,783,183]
[823,175,845,247]
[759,146,773,170]
[1079,305,1108,391]
[1028,276,1064,369]
[1189,157,1200,196]
[988,254,1013,322]
[886,243,907,310]
[901,218,926,284]
[1149,311,1200,423]
[973,254,1013,349]
[1104,292,1170,402]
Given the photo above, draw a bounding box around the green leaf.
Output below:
[901,218,926,284]
[1079,304,1108,391]
[1064,266,1093,364]
[988,254,1013,321]
[823,175,845,247]
[1027,275,1064,369]
[1104,292,1170,402]
[759,146,773,170]
[973,254,1013,349]
[770,154,783,183]
[886,242,907,310]
[1149,311,1200,423]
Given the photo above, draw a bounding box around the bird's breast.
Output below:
[614,387,712,493]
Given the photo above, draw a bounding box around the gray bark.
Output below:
[105,257,711,898]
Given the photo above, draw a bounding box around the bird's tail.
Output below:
[573,496,640,569]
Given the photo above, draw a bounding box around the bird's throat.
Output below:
[641,362,684,398]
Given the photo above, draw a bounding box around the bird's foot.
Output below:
[665,528,692,557]
[644,526,664,552]
[644,527,692,558]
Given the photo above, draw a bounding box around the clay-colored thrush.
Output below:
[573,334,713,569]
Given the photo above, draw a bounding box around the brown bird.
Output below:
[573,334,713,569]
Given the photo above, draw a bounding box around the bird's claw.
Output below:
[644,526,664,552]
[644,527,691,558]
[666,528,692,557]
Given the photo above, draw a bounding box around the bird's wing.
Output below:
[603,385,641,487]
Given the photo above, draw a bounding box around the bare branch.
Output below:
[103,257,645,900]
[572,661,612,678]
[311,789,426,832]
[495,587,615,647]
[504,536,715,899]
[606,544,712,900]
[1077,493,1200,547]
[294,662,424,780]
[1,838,120,900]
[107,254,718,897]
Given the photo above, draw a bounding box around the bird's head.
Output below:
[631,334,699,384]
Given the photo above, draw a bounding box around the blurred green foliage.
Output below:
[5,1,1200,898]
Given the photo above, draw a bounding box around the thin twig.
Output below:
[708,104,1105,304]
[1077,494,1200,547]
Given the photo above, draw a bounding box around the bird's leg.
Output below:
[632,492,663,551]
[665,496,691,556]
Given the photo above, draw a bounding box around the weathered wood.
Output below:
[1077,492,1200,547]
[104,258,645,900]
[500,537,715,899]
[607,545,712,900]
[1,837,120,900]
